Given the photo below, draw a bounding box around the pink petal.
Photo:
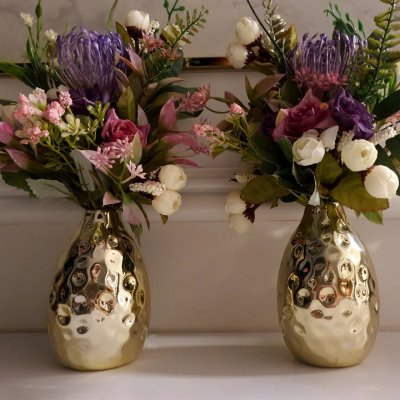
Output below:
[103,192,121,206]
[137,105,149,126]
[162,133,199,150]
[5,148,45,172]
[0,122,15,145]
[123,202,141,225]
[159,98,177,131]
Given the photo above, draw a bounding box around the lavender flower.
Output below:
[333,88,374,140]
[55,29,126,110]
[290,31,361,91]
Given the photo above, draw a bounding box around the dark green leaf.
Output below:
[277,137,292,163]
[1,171,33,196]
[241,175,289,204]
[362,211,383,224]
[316,153,343,184]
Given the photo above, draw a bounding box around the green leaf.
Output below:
[279,79,301,106]
[1,171,33,195]
[0,99,15,106]
[331,173,389,212]
[316,153,343,185]
[117,86,137,121]
[115,21,132,46]
[26,179,73,198]
[277,137,292,163]
[374,89,400,120]
[248,134,287,168]
[241,175,289,205]
[252,74,285,100]
[161,215,169,225]
[362,211,383,224]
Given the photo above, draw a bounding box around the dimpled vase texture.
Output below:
[48,209,150,370]
[277,203,379,367]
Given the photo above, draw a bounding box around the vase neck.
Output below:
[300,202,349,229]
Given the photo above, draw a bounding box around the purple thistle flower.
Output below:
[55,29,126,110]
[290,31,361,91]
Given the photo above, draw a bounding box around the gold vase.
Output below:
[277,202,379,368]
[48,209,150,371]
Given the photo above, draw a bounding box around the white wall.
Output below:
[1,0,399,333]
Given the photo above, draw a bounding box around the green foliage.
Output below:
[1,171,33,196]
[362,211,383,224]
[348,0,400,109]
[117,87,137,121]
[324,3,366,40]
[331,173,389,212]
[163,6,208,47]
[241,175,289,204]
[316,153,343,186]
[373,89,400,120]
[163,0,186,22]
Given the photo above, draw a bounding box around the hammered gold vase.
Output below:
[277,202,379,368]
[48,208,150,371]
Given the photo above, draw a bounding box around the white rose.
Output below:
[364,165,399,199]
[125,10,151,31]
[320,125,338,150]
[225,191,246,214]
[341,139,377,172]
[229,213,252,234]
[1,105,17,129]
[152,189,182,216]
[293,134,325,166]
[226,42,248,69]
[235,17,261,45]
[158,165,187,191]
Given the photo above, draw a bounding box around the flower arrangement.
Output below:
[0,0,209,231]
[200,0,400,232]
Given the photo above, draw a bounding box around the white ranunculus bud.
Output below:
[235,17,261,45]
[158,165,187,191]
[152,189,182,216]
[226,42,248,69]
[293,134,325,166]
[364,165,399,199]
[229,213,252,234]
[125,10,151,31]
[225,191,246,214]
[341,139,377,172]
[320,125,339,150]
[1,105,17,129]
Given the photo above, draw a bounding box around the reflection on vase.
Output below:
[277,202,379,367]
[48,209,150,371]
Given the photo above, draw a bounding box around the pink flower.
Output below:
[101,108,148,146]
[160,46,180,61]
[29,88,47,107]
[230,103,244,115]
[178,86,210,113]
[88,147,115,170]
[141,33,165,52]
[17,124,49,145]
[58,91,72,108]
[43,101,65,125]
[272,89,336,141]
[126,161,146,180]
[192,123,222,137]
[13,94,42,123]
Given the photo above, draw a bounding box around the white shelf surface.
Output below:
[0,332,399,400]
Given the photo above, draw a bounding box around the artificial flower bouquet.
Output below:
[0,0,209,231]
[202,0,400,232]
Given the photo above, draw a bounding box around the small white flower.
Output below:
[320,125,338,151]
[158,165,187,191]
[229,213,252,234]
[341,139,377,172]
[150,20,160,33]
[125,10,151,31]
[235,17,261,45]
[129,181,166,197]
[45,29,58,43]
[226,42,248,69]
[370,126,398,146]
[20,13,34,27]
[225,191,246,214]
[152,189,182,216]
[364,165,399,199]
[293,134,325,166]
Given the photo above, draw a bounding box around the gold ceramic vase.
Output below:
[277,202,379,368]
[48,208,150,371]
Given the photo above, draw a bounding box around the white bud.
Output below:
[152,189,182,216]
[364,165,399,199]
[225,191,246,214]
[1,105,17,130]
[158,165,187,191]
[229,213,252,234]
[226,42,248,69]
[293,134,325,166]
[45,29,58,43]
[235,17,261,45]
[320,125,338,150]
[125,10,151,31]
[20,13,34,27]
[341,139,377,172]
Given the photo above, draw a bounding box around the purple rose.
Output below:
[332,88,374,139]
[101,108,148,146]
[272,89,336,141]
